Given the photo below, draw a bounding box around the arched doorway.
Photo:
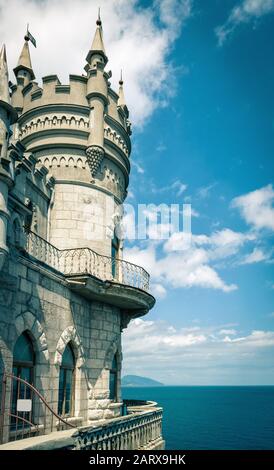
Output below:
[58,342,75,416]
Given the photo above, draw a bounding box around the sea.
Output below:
[122,386,274,450]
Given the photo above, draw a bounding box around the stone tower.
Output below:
[0,16,164,450]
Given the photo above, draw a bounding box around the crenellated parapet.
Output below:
[5,14,134,256]
[16,74,89,111]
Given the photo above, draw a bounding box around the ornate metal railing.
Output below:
[25,230,150,292]
[72,401,163,450]
[0,373,75,444]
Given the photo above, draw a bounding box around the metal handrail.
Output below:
[5,373,76,429]
[0,373,76,444]
[25,229,150,292]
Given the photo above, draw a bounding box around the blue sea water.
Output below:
[122,386,274,450]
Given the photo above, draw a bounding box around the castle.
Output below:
[0,15,164,450]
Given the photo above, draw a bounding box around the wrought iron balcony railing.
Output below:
[25,230,150,292]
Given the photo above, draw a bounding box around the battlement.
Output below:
[20,74,89,112]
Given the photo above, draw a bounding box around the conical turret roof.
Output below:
[13,40,35,80]
[86,11,108,66]
[0,44,17,122]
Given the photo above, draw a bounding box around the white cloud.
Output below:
[131,161,145,174]
[151,179,187,196]
[166,228,255,259]
[122,318,274,384]
[156,0,192,37]
[125,228,242,293]
[240,247,272,264]
[216,0,274,46]
[231,184,274,231]
[218,329,237,335]
[0,0,192,127]
[171,180,188,196]
[197,183,217,199]
[151,283,167,299]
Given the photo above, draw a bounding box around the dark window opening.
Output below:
[109,354,118,401]
[12,332,35,430]
[58,343,75,417]
[111,235,119,279]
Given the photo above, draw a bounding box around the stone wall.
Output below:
[49,182,121,256]
[0,249,123,442]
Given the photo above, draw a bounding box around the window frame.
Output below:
[58,343,75,417]
[111,235,119,279]
[109,354,118,402]
[12,332,35,429]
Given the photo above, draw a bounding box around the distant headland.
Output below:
[122,375,164,387]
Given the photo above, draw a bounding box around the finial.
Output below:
[24,23,30,42]
[119,69,123,86]
[96,7,102,26]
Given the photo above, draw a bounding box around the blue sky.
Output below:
[122,0,274,385]
[1,0,273,384]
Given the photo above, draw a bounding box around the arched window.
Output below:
[12,217,21,247]
[13,332,35,383]
[111,235,119,279]
[58,343,75,416]
[12,332,35,428]
[109,354,118,401]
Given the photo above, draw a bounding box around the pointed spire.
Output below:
[118,70,126,107]
[118,70,129,119]
[14,38,35,80]
[0,45,11,105]
[0,44,17,122]
[86,9,108,66]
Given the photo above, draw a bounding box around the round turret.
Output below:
[11,19,132,259]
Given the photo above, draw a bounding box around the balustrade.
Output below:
[73,403,163,451]
[25,230,150,292]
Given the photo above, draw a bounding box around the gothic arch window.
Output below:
[58,342,75,416]
[13,331,35,381]
[109,354,118,401]
[12,332,35,428]
[10,215,21,247]
[111,235,119,279]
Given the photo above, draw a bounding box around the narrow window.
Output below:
[109,354,118,401]
[58,343,75,416]
[111,235,119,279]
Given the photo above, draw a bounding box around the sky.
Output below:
[1,0,274,385]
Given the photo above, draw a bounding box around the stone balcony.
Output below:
[0,400,164,450]
[72,399,164,450]
[25,230,155,315]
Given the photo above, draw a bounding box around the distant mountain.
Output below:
[122,375,164,387]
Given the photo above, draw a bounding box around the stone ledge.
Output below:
[0,429,75,450]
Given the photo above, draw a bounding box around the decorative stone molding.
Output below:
[103,164,124,198]
[86,145,105,178]
[39,154,87,170]
[19,115,89,138]
[14,311,50,364]
[54,325,85,368]
[104,126,129,156]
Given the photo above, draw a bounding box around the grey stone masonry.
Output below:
[0,14,157,448]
